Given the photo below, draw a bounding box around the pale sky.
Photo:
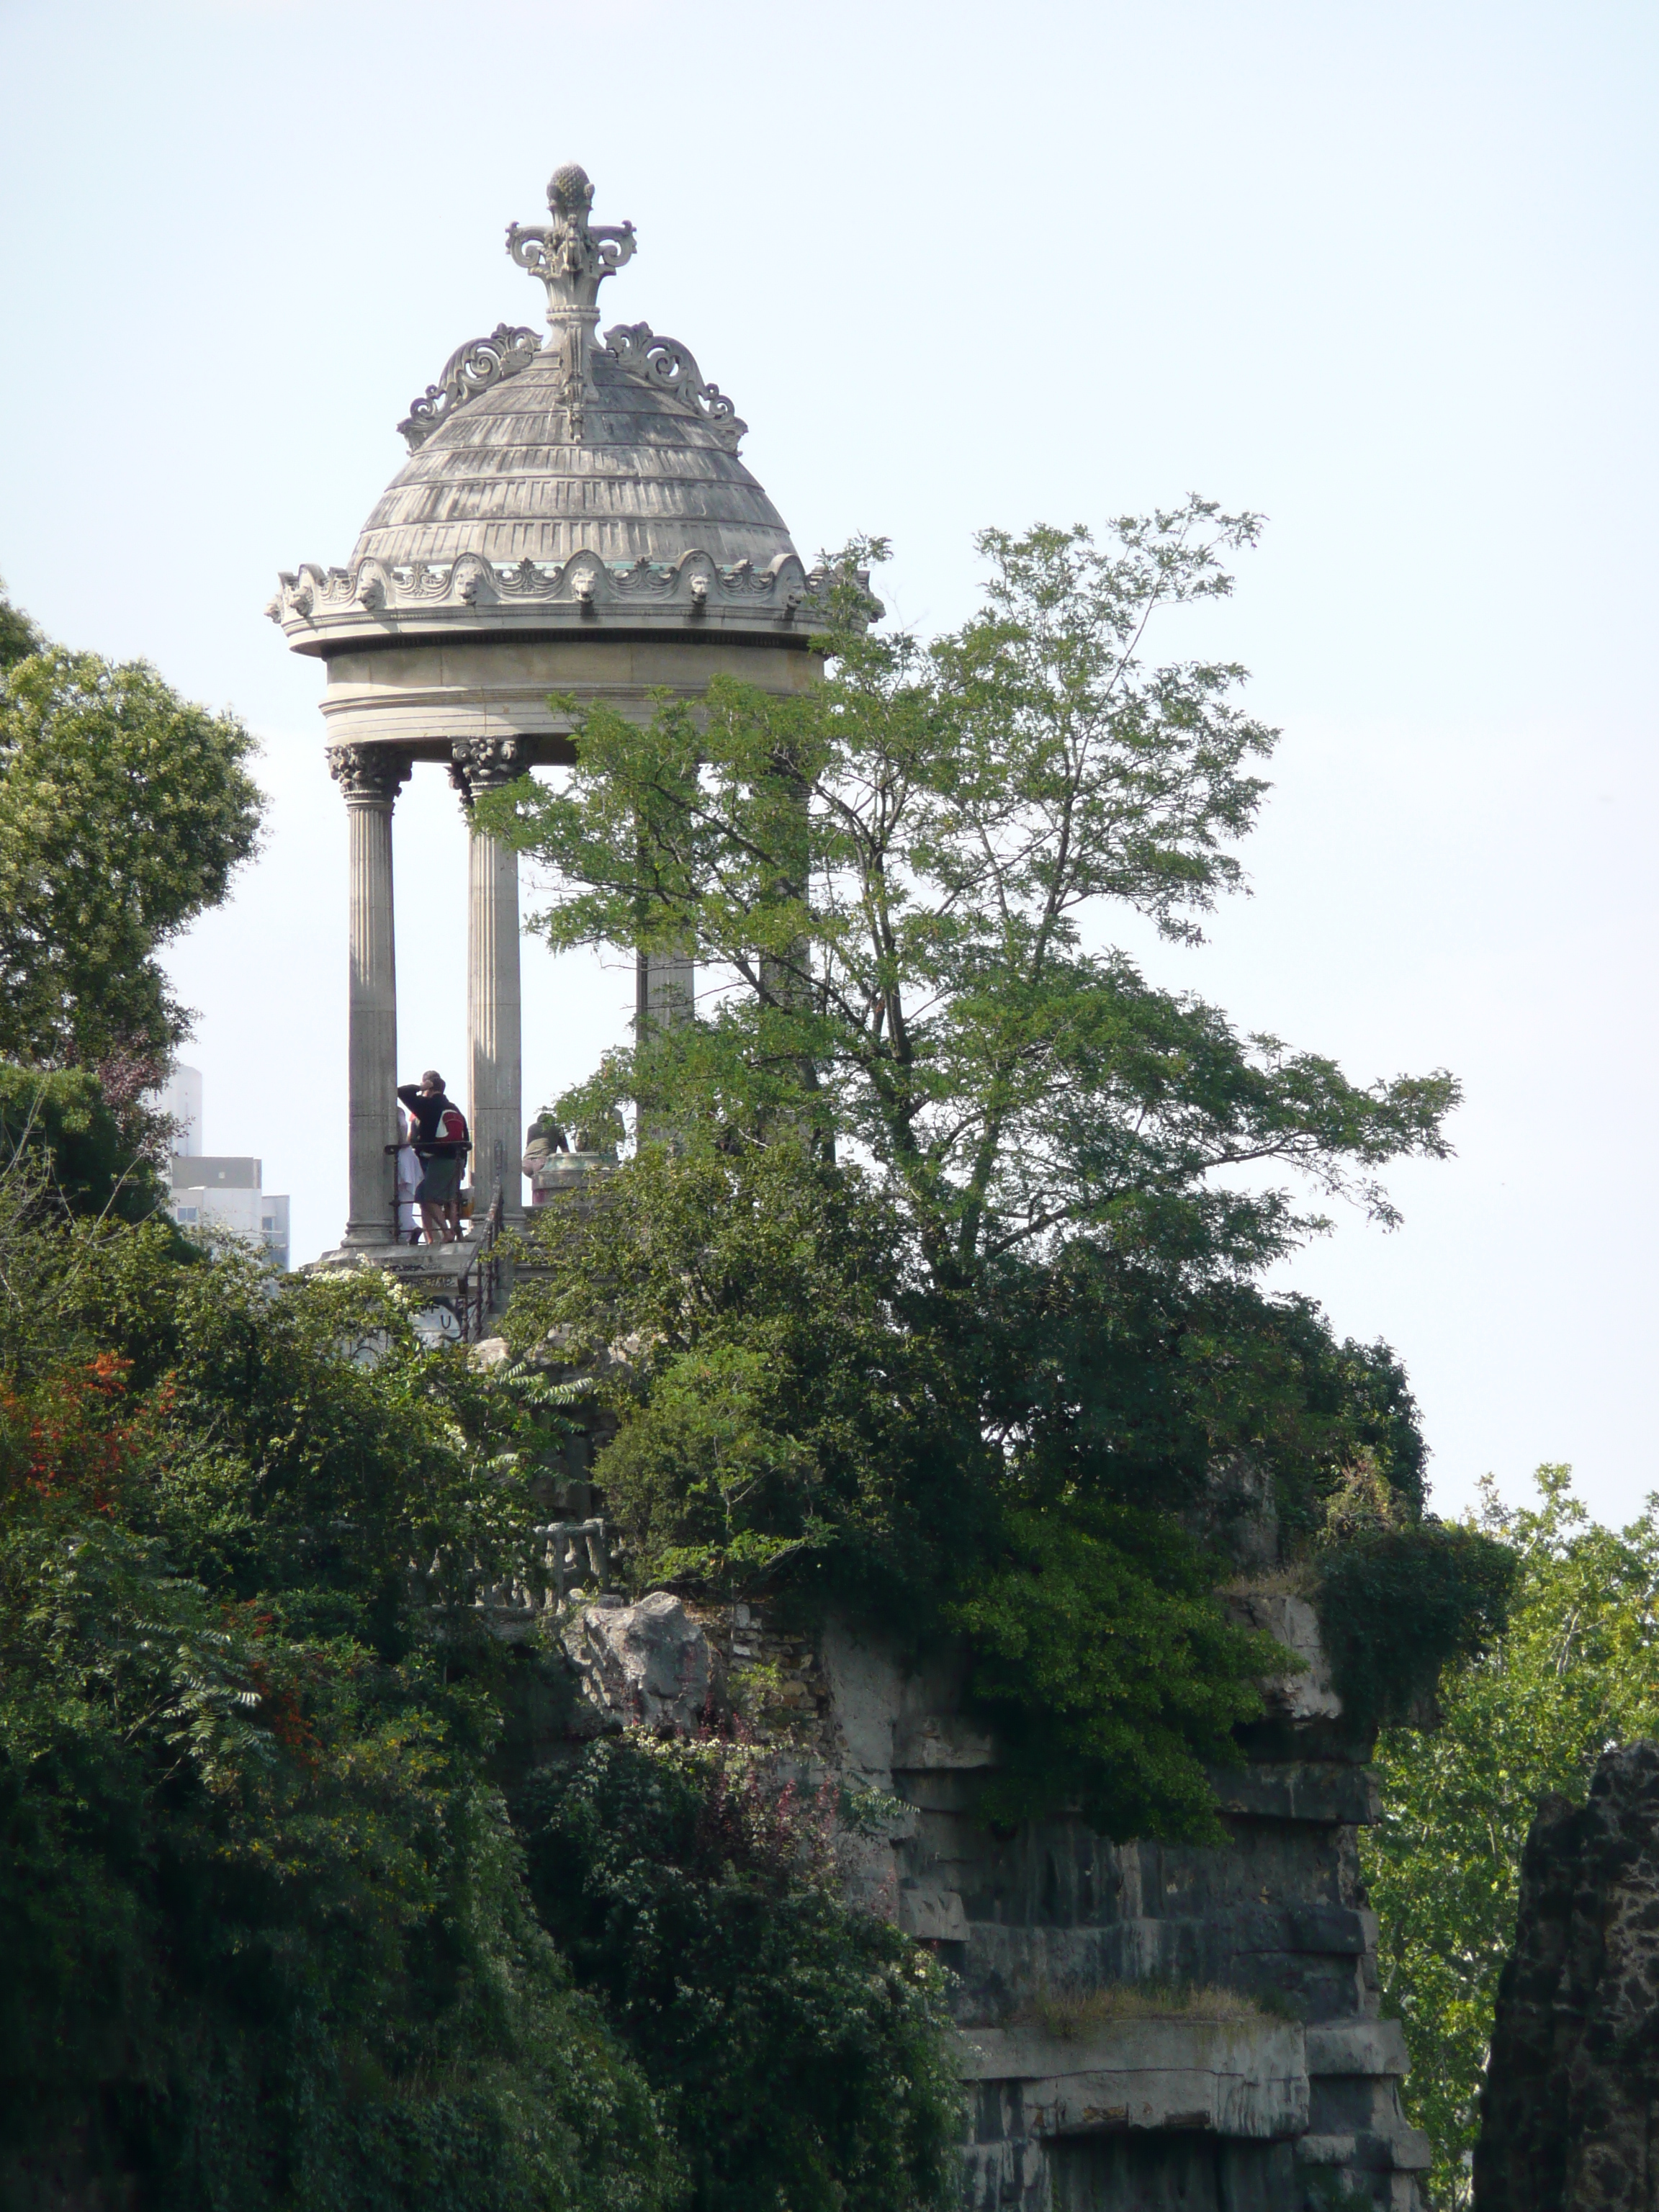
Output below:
[2,0,1655,1527]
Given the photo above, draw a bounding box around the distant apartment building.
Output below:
[149,1066,291,1270]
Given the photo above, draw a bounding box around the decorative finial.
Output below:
[507,163,637,324]
[505,163,636,439]
[549,162,593,211]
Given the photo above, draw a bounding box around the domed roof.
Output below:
[271,165,827,654]
[354,334,796,575]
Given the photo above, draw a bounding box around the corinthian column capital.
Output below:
[328,745,412,807]
[450,734,526,808]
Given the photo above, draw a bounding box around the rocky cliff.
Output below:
[548,1583,1429,2211]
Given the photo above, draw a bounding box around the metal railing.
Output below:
[456,1183,505,1341]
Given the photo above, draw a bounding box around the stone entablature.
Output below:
[267,545,835,655]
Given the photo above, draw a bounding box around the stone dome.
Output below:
[270,164,830,654]
[352,341,797,575]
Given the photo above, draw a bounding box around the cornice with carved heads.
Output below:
[269,547,873,654]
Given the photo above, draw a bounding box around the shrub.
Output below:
[518,1734,963,2212]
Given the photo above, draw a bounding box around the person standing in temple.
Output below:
[394,1107,422,1242]
[396,1071,469,1245]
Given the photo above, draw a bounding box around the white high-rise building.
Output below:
[149,1066,291,1270]
[152,1064,203,1157]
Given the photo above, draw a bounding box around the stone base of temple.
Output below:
[307,1233,512,1344]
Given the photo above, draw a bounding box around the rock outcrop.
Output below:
[563,1591,715,1733]
[558,1588,1429,2204]
[513,1493,1426,2206]
[1475,1739,1659,2211]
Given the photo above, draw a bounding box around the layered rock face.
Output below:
[809,1622,1428,2212]
[1475,1740,1659,2211]
[552,1588,1429,2209]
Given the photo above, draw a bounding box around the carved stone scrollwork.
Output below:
[499,557,549,597]
[603,322,746,450]
[721,559,773,599]
[328,745,412,807]
[397,323,541,452]
[450,734,526,807]
[613,555,675,599]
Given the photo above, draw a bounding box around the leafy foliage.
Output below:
[482,509,1456,1294]
[0,629,261,1064]
[0,578,42,673]
[0,1166,983,2210]
[1316,1521,1517,1735]
[1365,1469,1659,2208]
[518,1733,962,2212]
[973,1242,1430,1552]
[0,1061,168,1222]
[0,1191,678,2211]
[510,1140,1444,1838]
[946,1499,1274,1838]
[508,1143,990,1614]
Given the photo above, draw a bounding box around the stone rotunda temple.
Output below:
[269,161,833,1254]
[271,165,1434,2211]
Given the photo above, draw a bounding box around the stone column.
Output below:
[636,951,696,1033]
[328,745,411,1247]
[634,953,696,1150]
[453,737,526,1226]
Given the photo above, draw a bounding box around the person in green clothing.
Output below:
[395,1071,469,1244]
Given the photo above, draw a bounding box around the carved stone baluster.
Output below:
[328,745,412,1246]
[451,737,526,1229]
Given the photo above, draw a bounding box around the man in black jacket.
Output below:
[395,1070,469,1244]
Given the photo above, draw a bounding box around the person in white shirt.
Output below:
[395,1110,422,1243]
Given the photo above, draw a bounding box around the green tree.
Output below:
[0,1182,678,2212]
[0,577,42,673]
[1365,1469,1659,2208]
[484,511,1454,1295]
[0,1062,166,1222]
[0,593,262,1066]
[493,510,1491,1840]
